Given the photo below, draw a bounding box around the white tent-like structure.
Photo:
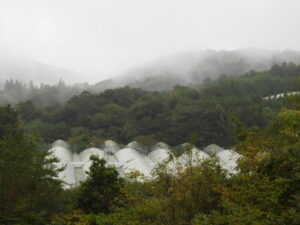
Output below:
[114,147,155,177]
[50,146,73,162]
[126,141,148,154]
[103,140,120,154]
[79,148,105,178]
[115,148,142,163]
[203,144,224,156]
[79,147,105,162]
[52,139,70,149]
[122,159,153,177]
[148,148,172,163]
[177,148,210,167]
[49,140,241,188]
[49,141,76,188]
[216,150,240,174]
[151,142,170,151]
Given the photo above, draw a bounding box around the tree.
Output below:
[0,106,65,224]
[0,105,21,139]
[171,102,232,147]
[16,100,40,122]
[76,156,124,214]
[124,95,171,141]
[192,96,300,225]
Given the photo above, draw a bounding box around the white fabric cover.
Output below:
[79,147,105,162]
[49,140,241,188]
[103,140,120,154]
[115,148,154,176]
[203,144,224,156]
[178,148,210,166]
[115,148,144,163]
[50,146,73,162]
[126,141,145,153]
[122,158,153,177]
[151,142,170,151]
[216,150,240,174]
[52,139,70,149]
[148,148,172,163]
[55,161,76,187]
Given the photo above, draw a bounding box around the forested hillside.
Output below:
[0,50,81,87]
[14,63,300,149]
[1,78,300,224]
[2,0,300,223]
[93,49,300,91]
[2,49,300,107]
[0,79,88,106]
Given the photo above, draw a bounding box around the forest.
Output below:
[10,62,300,149]
[0,63,300,224]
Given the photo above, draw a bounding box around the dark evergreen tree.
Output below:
[76,156,124,214]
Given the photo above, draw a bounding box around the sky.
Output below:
[0,0,300,82]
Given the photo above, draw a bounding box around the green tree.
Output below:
[0,106,65,224]
[76,156,124,214]
[125,95,171,141]
[16,100,40,122]
[193,97,300,225]
[0,105,20,139]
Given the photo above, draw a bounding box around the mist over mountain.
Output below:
[0,50,81,89]
[2,48,300,93]
[92,49,300,92]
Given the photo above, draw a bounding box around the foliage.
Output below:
[0,105,21,138]
[0,106,65,224]
[192,96,300,225]
[51,210,90,225]
[2,63,300,224]
[11,63,299,148]
[76,156,124,214]
[59,94,300,225]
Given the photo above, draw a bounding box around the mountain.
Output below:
[2,48,300,93]
[92,49,300,92]
[0,50,81,88]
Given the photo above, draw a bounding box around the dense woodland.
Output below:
[0,63,300,224]
[8,62,300,149]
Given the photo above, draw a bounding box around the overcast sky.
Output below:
[0,0,300,82]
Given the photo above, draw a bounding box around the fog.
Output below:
[1,0,300,84]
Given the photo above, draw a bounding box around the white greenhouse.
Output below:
[49,140,240,188]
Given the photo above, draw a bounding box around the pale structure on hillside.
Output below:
[263,91,300,100]
[151,142,170,151]
[216,150,240,174]
[50,140,79,187]
[148,148,171,163]
[49,140,240,188]
[79,148,105,176]
[203,144,224,156]
[126,141,148,154]
[103,140,120,154]
[178,148,210,165]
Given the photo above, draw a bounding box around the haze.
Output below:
[1,0,300,83]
